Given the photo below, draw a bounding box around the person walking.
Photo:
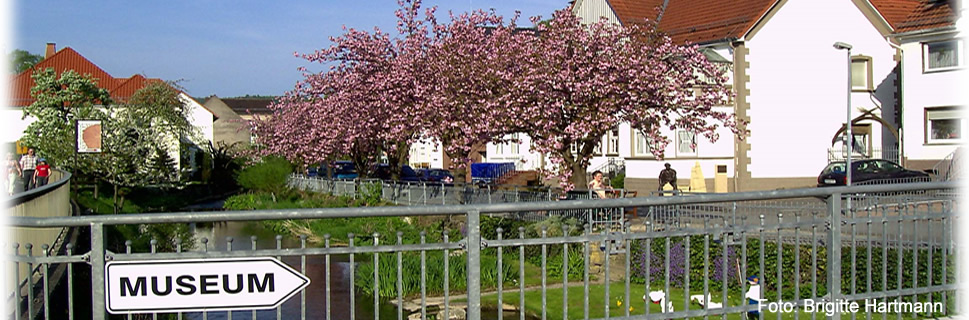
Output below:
[33,158,51,188]
[658,163,678,191]
[20,148,38,191]
[4,153,21,195]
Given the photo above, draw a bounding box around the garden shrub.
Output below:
[236,156,293,194]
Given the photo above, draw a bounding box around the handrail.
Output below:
[9,181,957,228]
[4,169,72,207]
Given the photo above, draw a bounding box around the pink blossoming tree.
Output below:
[516,11,741,189]
[423,9,531,182]
[253,3,743,189]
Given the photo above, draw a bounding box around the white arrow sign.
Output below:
[105,257,310,314]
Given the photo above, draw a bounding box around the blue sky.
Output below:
[12,0,565,98]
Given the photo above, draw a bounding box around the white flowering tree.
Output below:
[22,69,195,213]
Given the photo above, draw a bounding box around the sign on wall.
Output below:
[104,257,310,314]
[76,120,102,153]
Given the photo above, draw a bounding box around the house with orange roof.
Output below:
[873,0,964,176]
[7,43,215,172]
[554,0,962,192]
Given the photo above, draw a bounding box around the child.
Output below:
[33,158,51,188]
[746,275,761,319]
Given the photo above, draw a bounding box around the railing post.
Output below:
[826,193,842,319]
[91,222,107,320]
[466,209,482,320]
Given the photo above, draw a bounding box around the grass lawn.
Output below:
[476,283,943,320]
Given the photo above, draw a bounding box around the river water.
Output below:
[184,221,529,320]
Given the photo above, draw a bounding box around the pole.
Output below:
[846,47,852,188]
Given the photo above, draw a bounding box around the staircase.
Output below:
[932,147,962,181]
[587,158,625,181]
[495,170,540,186]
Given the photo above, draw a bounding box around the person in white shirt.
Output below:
[19,148,38,191]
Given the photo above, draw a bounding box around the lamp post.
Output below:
[833,41,853,186]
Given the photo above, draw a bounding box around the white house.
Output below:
[520,0,931,193]
[878,0,965,173]
[8,43,214,172]
[409,138,446,169]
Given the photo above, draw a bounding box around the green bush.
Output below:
[610,173,625,189]
[236,156,293,193]
[355,251,518,299]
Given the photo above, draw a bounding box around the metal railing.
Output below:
[827,147,901,163]
[288,175,630,231]
[933,147,962,181]
[5,181,960,320]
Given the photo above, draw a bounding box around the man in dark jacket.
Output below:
[658,163,677,191]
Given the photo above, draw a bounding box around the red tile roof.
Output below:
[892,0,957,33]
[868,0,923,30]
[10,46,164,106]
[607,0,665,26]
[605,0,779,44]
[603,0,955,44]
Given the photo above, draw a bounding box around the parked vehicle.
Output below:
[374,163,421,182]
[470,162,516,186]
[307,166,319,177]
[418,168,454,184]
[817,159,929,187]
[332,161,358,179]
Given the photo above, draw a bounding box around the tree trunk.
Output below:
[443,148,472,184]
[113,184,119,215]
[386,141,410,181]
[570,160,589,189]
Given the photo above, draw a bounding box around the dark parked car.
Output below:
[332,161,358,179]
[418,168,454,184]
[373,164,421,182]
[307,166,319,177]
[817,159,929,187]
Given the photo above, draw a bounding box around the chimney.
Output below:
[45,43,56,58]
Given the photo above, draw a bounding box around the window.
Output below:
[851,56,872,91]
[510,133,520,154]
[926,107,964,143]
[632,130,652,157]
[675,130,696,156]
[875,160,902,173]
[923,40,963,72]
[606,128,619,156]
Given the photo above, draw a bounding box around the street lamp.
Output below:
[833,41,852,187]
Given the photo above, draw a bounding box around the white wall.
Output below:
[624,106,737,183]
[182,93,214,146]
[1,109,33,145]
[409,138,445,169]
[572,0,620,25]
[487,133,545,170]
[745,0,898,178]
[899,33,966,162]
